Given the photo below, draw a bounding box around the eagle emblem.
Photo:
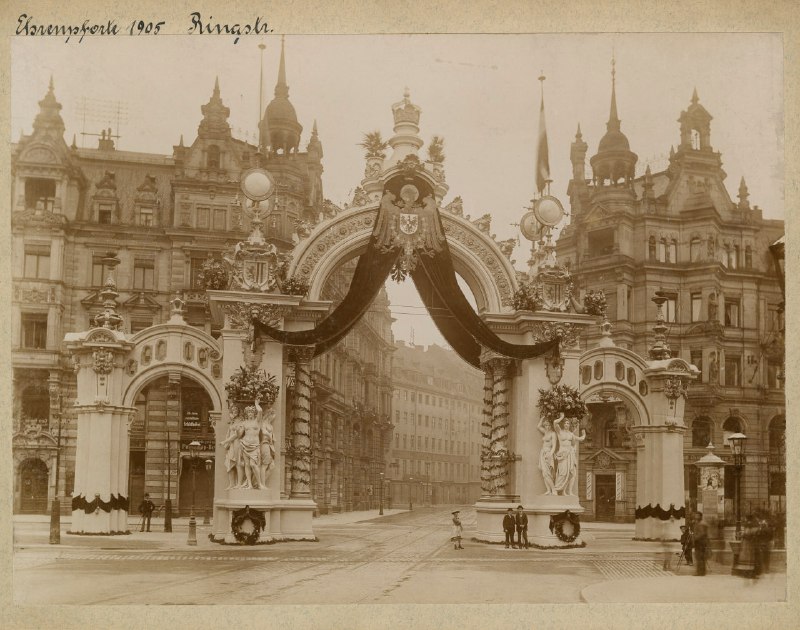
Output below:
[399,213,419,235]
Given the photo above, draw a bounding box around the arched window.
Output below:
[658,238,667,263]
[745,246,753,268]
[722,416,743,446]
[207,145,220,169]
[690,237,702,262]
[648,236,656,261]
[721,247,729,267]
[731,245,739,270]
[692,417,713,448]
[668,239,678,263]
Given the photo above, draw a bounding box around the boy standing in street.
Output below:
[139,493,155,532]
[515,505,529,549]
[503,508,516,549]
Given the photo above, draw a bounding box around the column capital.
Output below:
[285,344,315,364]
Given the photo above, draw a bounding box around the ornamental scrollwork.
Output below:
[223,303,285,345]
[92,349,114,374]
[663,377,689,410]
[528,321,580,348]
[294,211,377,281]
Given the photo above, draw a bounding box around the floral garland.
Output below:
[289,365,313,490]
[197,256,229,290]
[583,289,607,317]
[231,506,266,545]
[537,384,588,422]
[549,510,581,543]
[225,366,280,407]
[281,276,310,297]
[513,281,542,312]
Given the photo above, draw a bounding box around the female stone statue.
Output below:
[239,399,263,489]
[258,397,276,485]
[221,407,243,489]
[537,416,557,495]
[553,413,586,496]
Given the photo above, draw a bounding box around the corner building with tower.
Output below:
[11,42,394,519]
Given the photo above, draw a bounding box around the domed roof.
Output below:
[266,96,298,123]
[598,128,630,152]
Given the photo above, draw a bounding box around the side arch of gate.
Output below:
[286,205,519,313]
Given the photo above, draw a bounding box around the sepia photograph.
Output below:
[3,4,794,628]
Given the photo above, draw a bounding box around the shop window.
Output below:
[21,384,50,422]
[23,245,50,279]
[133,260,155,291]
[25,178,56,212]
[21,313,48,349]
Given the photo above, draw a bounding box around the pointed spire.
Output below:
[179,134,184,147]
[49,74,54,92]
[691,87,699,105]
[71,134,77,149]
[312,119,319,137]
[738,176,750,209]
[33,76,64,137]
[669,145,675,157]
[275,35,288,98]
[607,54,620,131]
[575,123,582,139]
[213,76,220,97]
[198,77,230,136]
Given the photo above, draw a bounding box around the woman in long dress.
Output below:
[538,416,557,494]
[553,414,586,496]
[221,408,243,489]
[451,510,464,550]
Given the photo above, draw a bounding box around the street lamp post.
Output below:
[379,471,384,515]
[409,476,414,511]
[164,430,172,533]
[728,433,747,540]
[204,459,212,525]
[187,440,200,545]
[389,461,399,509]
[49,413,62,545]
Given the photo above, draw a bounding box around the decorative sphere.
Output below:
[241,169,275,201]
[534,196,564,227]
[400,184,420,205]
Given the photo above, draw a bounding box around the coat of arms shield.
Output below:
[399,213,419,235]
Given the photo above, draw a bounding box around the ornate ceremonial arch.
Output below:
[61,88,696,546]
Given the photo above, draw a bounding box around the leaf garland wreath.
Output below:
[281,276,310,297]
[513,281,542,312]
[231,506,266,545]
[197,256,229,290]
[549,510,581,543]
[225,366,280,407]
[537,384,588,422]
[583,289,608,317]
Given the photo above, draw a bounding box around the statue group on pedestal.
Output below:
[222,397,276,490]
[538,412,586,496]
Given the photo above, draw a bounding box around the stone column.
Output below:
[487,355,514,497]
[288,345,314,499]
[479,367,493,495]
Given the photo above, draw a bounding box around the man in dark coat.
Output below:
[693,512,709,576]
[515,505,529,549]
[503,508,516,548]
[139,493,155,532]
[680,525,694,565]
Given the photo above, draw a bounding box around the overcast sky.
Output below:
[12,33,784,347]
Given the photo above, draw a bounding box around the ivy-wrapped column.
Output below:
[479,366,494,495]
[288,346,314,499]
[488,356,512,496]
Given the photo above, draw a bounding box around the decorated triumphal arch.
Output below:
[63,89,695,546]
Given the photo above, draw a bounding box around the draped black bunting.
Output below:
[71,494,130,514]
[634,503,686,521]
[254,178,559,366]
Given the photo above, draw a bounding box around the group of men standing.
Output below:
[503,506,529,549]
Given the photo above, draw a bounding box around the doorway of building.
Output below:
[595,474,616,521]
[19,458,49,514]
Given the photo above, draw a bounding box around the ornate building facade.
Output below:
[11,43,394,516]
[556,78,785,523]
[387,341,483,507]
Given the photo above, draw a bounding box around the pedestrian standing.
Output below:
[680,525,694,565]
[515,505,529,549]
[503,508,516,549]
[756,510,774,574]
[139,493,155,532]
[693,511,709,576]
[451,510,464,550]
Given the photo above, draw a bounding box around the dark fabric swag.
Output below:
[254,205,558,367]
[634,503,686,521]
[71,493,130,514]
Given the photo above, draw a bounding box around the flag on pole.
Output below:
[536,75,551,195]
